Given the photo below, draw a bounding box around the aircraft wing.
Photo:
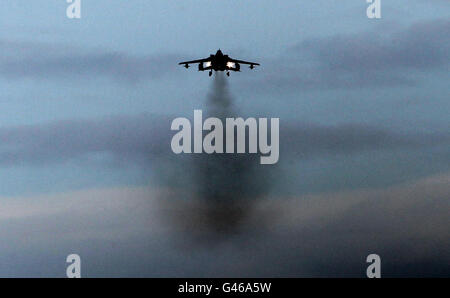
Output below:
[228,58,260,66]
[178,58,210,65]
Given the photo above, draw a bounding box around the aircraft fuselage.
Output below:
[179,49,258,76]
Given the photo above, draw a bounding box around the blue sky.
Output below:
[1,1,448,125]
[0,1,449,277]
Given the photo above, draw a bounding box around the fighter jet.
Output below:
[178,49,260,76]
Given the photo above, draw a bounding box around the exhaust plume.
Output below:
[158,73,277,243]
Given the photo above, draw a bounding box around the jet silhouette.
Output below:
[179,49,260,76]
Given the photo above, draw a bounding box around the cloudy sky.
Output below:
[0,1,449,277]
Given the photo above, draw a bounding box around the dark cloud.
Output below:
[3,19,447,87]
[281,123,449,158]
[0,112,448,168]
[255,69,415,90]
[0,40,179,82]
[298,19,449,72]
[163,174,450,277]
[0,114,171,167]
[1,174,448,277]
[249,19,449,91]
[262,175,450,277]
